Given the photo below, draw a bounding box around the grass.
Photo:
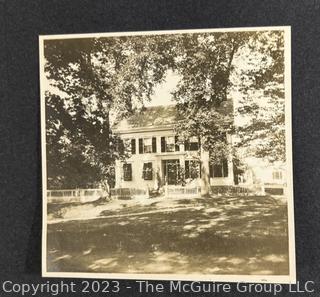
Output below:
[47,195,289,275]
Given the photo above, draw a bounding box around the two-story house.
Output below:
[113,103,234,195]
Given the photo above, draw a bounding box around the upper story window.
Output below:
[122,138,136,155]
[209,159,228,178]
[143,137,152,153]
[139,137,157,154]
[161,136,179,152]
[184,136,199,151]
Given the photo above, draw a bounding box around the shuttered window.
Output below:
[160,136,178,152]
[185,160,201,179]
[143,138,152,153]
[138,138,154,153]
[210,159,229,178]
[123,163,132,181]
[142,162,153,180]
[185,136,199,151]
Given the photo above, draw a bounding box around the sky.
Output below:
[145,70,180,107]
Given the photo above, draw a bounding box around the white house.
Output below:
[238,158,287,195]
[113,103,234,195]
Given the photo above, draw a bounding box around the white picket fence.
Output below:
[165,185,200,198]
[47,188,105,204]
[109,186,200,199]
[110,188,148,199]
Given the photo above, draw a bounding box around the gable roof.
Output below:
[114,104,178,132]
[114,100,233,133]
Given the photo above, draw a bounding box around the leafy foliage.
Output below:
[235,31,286,162]
[44,36,174,188]
[172,32,254,164]
[44,31,286,190]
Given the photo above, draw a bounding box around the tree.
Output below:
[234,31,286,163]
[171,32,254,195]
[44,31,286,194]
[44,36,174,189]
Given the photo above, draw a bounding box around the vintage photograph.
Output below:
[40,27,295,282]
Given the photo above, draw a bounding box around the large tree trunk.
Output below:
[200,148,210,197]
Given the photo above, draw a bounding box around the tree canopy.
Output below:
[44,30,286,189]
[234,31,286,163]
[44,35,174,188]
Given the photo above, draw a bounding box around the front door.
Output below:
[162,159,180,185]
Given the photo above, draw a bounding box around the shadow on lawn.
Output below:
[47,196,289,275]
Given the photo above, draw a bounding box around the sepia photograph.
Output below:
[40,27,295,282]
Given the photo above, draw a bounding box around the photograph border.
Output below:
[39,26,295,283]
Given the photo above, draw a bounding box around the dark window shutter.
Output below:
[185,161,190,179]
[118,139,125,154]
[148,163,153,180]
[152,137,157,153]
[175,136,180,151]
[142,163,146,179]
[139,138,143,154]
[131,139,136,154]
[209,163,213,178]
[161,137,165,152]
[184,139,190,151]
[223,159,228,177]
[128,164,132,180]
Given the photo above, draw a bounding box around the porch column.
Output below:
[114,160,122,188]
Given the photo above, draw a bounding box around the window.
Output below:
[166,136,175,152]
[142,162,153,180]
[143,138,152,153]
[138,137,156,153]
[209,159,228,178]
[123,163,132,181]
[185,136,199,151]
[185,160,201,179]
[131,139,136,154]
[161,136,179,152]
[272,171,283,180]
[122,138,135,155]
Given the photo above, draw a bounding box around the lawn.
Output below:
[47,195,289,275]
